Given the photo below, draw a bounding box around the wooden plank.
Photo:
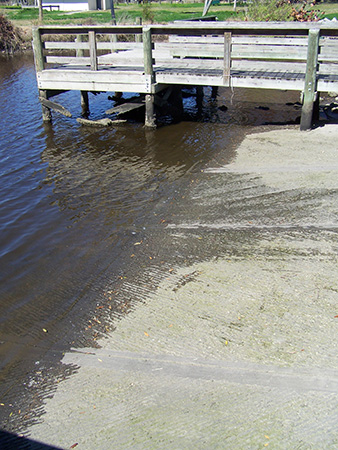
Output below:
[38,69,148,84]
[37,79,156,94]
[318,63,338,75]
[77,117,126,127]
[38,25,143,36]
[44,41,143,51]
[39,96,72,117]
[89,31,98,71]
[105,102,144,115]
[45,41,89,50]
[232,60,306,72]
[169,35,309,46]
[46,56,90,65]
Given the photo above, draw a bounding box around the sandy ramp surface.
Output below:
[26,125,338,449]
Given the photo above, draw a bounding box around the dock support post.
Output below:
[300,29,320,131]
[145,94,156,129]
[211,86,218,99]
[81,91,89,117]
[143,27,156,128]
[39,90,52,122]
[196,86,203,116]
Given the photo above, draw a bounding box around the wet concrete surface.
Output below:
[16,124,338,449]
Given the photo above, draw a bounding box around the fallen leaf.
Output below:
[98,358,103,362]
[70,444,78,449]
[265,435,270,439]
[334,315,338,318]
[134,241,142,245]
[144,332,149,337]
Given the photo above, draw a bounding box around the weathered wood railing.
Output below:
[32,22,338,129]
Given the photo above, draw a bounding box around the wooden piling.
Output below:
[145,94,156,128]
[81,91,89,117]
[300,29,320,131]
[211,86,218,99]
[39,90,52,122]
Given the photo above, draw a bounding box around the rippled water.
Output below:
[0,53,300,423]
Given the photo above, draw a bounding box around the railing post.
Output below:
[223,32,231,86]
[135,17,142,43]
[143,27,154,80]
[32,27,44,72]
[76,34,84,58]
[89,31,98,71]
[300,29,320,131]
[32,28,51,122]
[143,27,156,128]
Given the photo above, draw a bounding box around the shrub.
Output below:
[290,1,324,22]
[245,0,293,21]
[0,14,23,54]
[142,2,154,24]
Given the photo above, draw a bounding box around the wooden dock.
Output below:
[32,21,338,130]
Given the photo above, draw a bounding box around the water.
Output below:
[0,53,300,429]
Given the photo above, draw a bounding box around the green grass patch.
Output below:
[0,1,337,25]
[323,12,338,20]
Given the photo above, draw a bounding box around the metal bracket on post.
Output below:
[300,29,320,131]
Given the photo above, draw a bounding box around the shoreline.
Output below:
[14,123,338,449]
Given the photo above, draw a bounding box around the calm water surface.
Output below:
[0,53,300,424]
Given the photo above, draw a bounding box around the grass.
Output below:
[0,1,337,26]
[0,2,245,26]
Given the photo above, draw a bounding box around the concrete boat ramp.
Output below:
[10,123,338,449]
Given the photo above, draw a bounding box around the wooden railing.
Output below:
[32,22,338,129]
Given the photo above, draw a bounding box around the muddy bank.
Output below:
[16,124,338,449]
